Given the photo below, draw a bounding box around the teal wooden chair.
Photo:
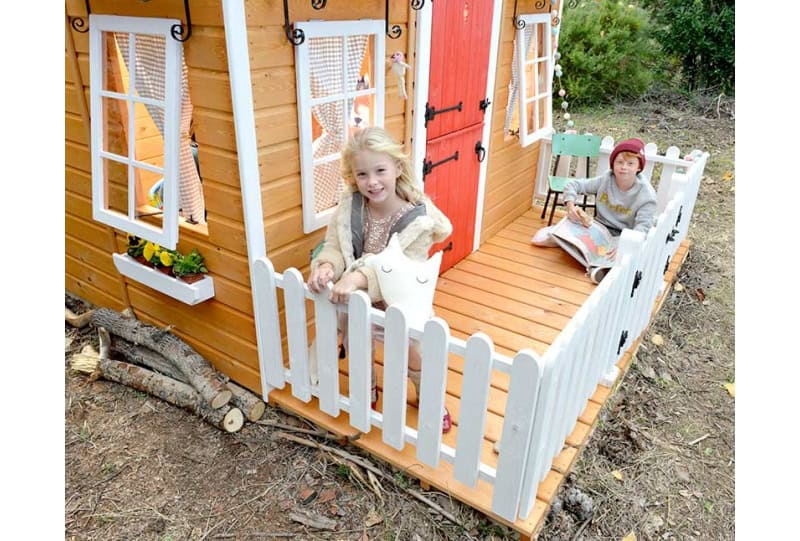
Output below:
[541,133,602,226]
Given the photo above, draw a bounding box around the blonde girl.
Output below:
[307,127,453,432]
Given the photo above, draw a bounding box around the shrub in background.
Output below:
[641,0,734,93]
[559,1,663,106]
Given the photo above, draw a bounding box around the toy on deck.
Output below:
[366,233,443,331]
[390,51,411,100]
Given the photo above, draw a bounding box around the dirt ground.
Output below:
[65,96,734,540]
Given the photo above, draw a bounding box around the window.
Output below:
[89,15,205,251]
[294,20,385,233]
[505,14,553,146]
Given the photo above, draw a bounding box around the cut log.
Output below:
[110,336,265,422]
[91,308,232,409]
[228,382,266,422]
[97,357,244,433]
[111,338,188,383]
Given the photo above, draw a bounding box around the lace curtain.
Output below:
[115,33,206,224]
[308,35,369,213]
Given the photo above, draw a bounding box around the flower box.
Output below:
[112,253,215,305]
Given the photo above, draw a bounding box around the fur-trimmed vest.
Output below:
[311,189,452,302]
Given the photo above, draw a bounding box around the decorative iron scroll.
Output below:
[170,0,193,42]
[283,0,305,45]
[70,0,192,42]
[568,0,579,8]
[513,0,526,29]
[386,0,402,39]
[534,1,548,9]
[283,0,328,46]
[411,0,425,10]
[69,0,91,33]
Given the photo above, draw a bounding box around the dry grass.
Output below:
[65,97,734,540]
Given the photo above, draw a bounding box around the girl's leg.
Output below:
[407,341,452,433]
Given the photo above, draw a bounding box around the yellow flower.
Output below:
[159,251,174,267]
[143,242,160,262]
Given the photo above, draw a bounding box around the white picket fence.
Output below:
[251,140,708,523]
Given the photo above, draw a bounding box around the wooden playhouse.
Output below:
[64,1,707,538]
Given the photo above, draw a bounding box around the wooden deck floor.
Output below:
[266,207,690,539]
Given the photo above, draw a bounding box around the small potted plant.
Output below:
[142,242,176,275]
[171,248,208,283]
[127,235,147,265]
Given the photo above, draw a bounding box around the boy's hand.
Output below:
[566,202,582,223]
[308,262,334,293]
[567,202,593,227]
[329,271,367,304]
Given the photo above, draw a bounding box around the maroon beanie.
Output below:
[610,138,646,172]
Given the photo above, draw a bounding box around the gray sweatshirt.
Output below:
[563,171,657,235]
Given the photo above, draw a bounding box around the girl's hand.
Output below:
[308,262,334,294]
[329,271,367,304]
[606,247,617,260]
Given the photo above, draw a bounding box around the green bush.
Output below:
[641,0,734,93]
[558,1,663,106]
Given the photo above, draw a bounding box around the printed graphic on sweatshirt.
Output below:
[598,192,632,215]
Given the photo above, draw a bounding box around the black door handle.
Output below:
[474,141,486,162]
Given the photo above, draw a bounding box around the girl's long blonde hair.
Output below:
[340,127,424,204]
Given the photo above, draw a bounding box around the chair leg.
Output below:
[548,192,559,226]
[541,189,552,219]
[581,194,588,212]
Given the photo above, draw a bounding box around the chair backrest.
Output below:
[551,133,602,158]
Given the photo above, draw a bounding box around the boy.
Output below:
[532,138,657,283]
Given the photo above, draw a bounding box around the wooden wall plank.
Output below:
[252,67,297,110]
[126,286,258,362]
[264,209,305,252]
[196,106,298,153]
[262,175,302,218]
[258,140,301,183]
[185,27,229,71]
[66,235,119,276]
[188,69,233,112]
[65,166,92,199]
[202,181,244,222]
[66,140,91,173]
[66,0,223,24]
[66,254,126,299]
[66,272,126,313]
[66,215,115,253]
[206,213,249,255]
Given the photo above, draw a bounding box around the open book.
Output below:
[551,217,617,271]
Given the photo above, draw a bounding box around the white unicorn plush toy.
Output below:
[366,233,442,331]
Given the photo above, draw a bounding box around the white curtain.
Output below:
[505,26,534,136]
[308,35,368,213]
[115,33,206,224]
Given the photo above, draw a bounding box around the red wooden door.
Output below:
[425,0,494,273]
[424,124,484,272]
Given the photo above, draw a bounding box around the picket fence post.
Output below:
[492,349,544,522]
[253,257,284,396]
[453,333,494,487]
[348,291,373,432]
[415,318,451,467]
[381,305,410,448]
[283,269,312,403]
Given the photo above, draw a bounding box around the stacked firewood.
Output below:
[67,307,265,433]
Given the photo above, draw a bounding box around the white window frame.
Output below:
[517,13,553,147]
[294,19,386,233]
[89,14,182,250]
